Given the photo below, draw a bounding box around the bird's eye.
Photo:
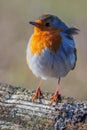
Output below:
[45,22,50,27]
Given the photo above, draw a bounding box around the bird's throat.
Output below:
[30,29,62,55]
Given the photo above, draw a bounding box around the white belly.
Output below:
[27,47,75,80]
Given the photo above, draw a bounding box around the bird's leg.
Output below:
[32,79,43,102]
[50,77,61,105]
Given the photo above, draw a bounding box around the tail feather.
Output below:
[64,28,80,35]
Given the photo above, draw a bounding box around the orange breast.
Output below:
[30,29,62,55]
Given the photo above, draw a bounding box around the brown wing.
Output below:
[72,48,77,70]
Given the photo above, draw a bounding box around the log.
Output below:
[0,82,87,130]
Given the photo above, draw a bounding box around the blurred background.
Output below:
[0,0,87,100]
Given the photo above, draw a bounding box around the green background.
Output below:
[0,0,87,100]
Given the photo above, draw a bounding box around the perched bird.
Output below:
[26,14,79,104]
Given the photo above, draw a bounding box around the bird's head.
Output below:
[29,14,68,32]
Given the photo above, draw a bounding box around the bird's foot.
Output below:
[32,87,42,102]
[50,90,61,105]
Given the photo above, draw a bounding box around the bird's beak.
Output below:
[29,21,40,27]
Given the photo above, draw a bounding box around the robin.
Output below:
[26,14,79,104]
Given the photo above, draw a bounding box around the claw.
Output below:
[32,87,42,102]
[50,90,61,105]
